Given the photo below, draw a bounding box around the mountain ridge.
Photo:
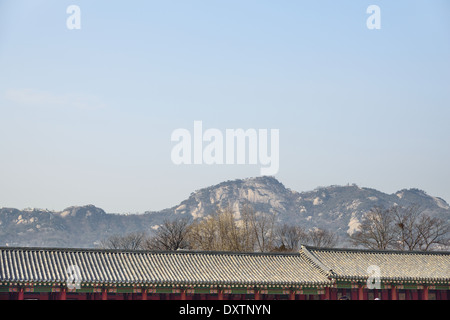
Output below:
[1,176,449,248]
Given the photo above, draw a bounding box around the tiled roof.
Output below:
[301,246,450,283]
[0,247,331,287]
[1,246,448,287]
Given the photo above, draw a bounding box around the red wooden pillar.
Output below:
[358,286,364,300]
[324,287,330,300]
[181,290,186,301]
[381,289,389,300]
[18,288,24,301]
[289,291,295,300]
[218,289,223,301]
[59,289,66,301]
[412,290,418,300]
[142,289,147,301]
[254,291,261,300]
[330,288,338,300]
[391,287,398,300]
[102,289,108,300]
[422,286,429,300]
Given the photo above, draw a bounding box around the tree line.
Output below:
[99,205,338,252]
[99,204,449,252]
[349,205,449,251]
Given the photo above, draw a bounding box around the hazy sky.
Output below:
[0,0,449,213]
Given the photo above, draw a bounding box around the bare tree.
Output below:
[217,207,245,251]
[99,232,146,250]
[350,205,449,251]
[306,228,339,248]
[243,205,277,252]
[145,218,191,251]
[187,205,279,252]
[121,232,147,250]
[274,224,308,252]
[188,215,219,251]
[237,205,257,252]
[350,206,396,250]
[99,234,124,250]
[392,205,423,251]
[416,215,449,250]
[188,206,256,252]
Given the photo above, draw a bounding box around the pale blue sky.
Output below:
[0,0,449,213]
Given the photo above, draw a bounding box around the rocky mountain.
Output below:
[1,176,449,248]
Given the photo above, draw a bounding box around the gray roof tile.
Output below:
[0,247,331,286]
[301,246,450,283]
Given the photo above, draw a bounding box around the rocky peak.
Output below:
[58,205,106,218]
[173,176,293,219]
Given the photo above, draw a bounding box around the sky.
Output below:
[0,0,449,213]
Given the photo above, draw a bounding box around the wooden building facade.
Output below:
[0,245,448,300]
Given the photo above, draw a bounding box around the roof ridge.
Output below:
[302,245,450,256]
[0,246,303,257]
[300,245,335,278]
[2,245,449,256]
